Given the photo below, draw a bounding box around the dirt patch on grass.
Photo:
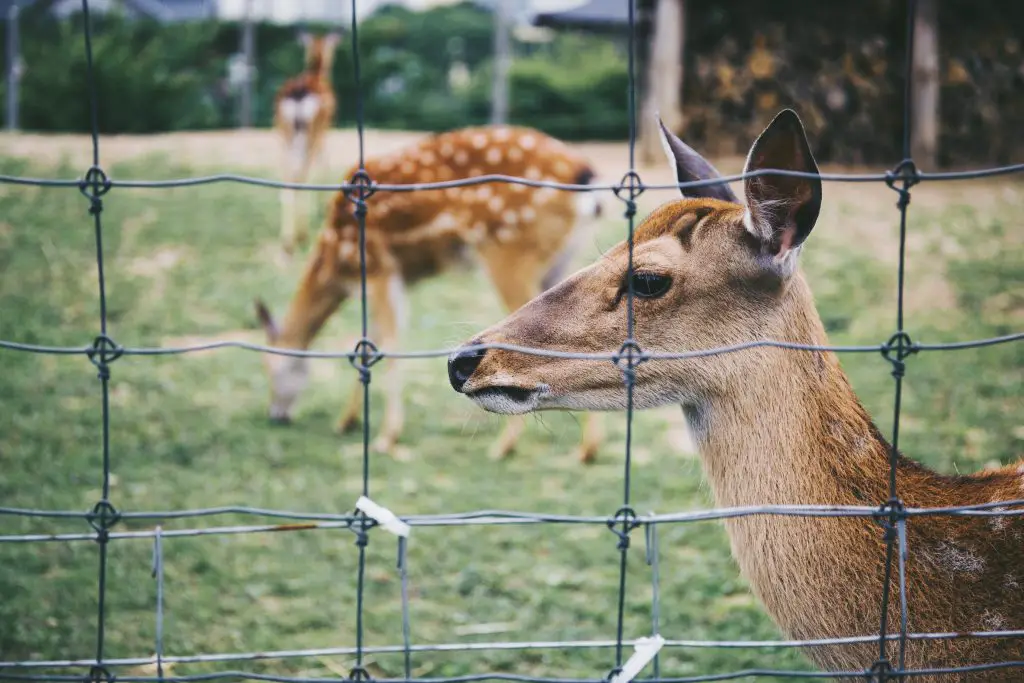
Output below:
[126,246,185,277]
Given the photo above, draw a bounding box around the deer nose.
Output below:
[448,344,486,392]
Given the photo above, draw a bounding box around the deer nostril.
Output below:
[448,345,487,392]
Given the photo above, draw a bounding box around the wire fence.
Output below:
[0,0,1022,681]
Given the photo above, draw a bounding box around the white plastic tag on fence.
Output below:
[610,635,665,683]
[355,496,410,538]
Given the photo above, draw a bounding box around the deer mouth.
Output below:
[465,385,547,414]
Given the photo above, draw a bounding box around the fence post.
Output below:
[490,0,511,125]
[910,0,939,169]
[239,0,256,128]
[5,2,22,132]
[639,0,685,165]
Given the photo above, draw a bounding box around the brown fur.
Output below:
[449,111,1024,680]
[256,125,606,461]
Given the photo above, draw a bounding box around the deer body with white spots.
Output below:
[273,31,340,253]
[257,125,606,462]
[447,111,1024,680]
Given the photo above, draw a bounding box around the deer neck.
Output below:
[686,273,895,510]
[306,55,330,83]
[277,281,348,351]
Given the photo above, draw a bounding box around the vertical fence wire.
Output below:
[77,2,118,681]
[610,0,642,673]
[875,0,920,679]
[152,527,166,682]
[349,0,373,678]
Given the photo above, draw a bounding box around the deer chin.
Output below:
[464,384,549,415]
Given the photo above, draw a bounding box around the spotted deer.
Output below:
[255,125,606,461]
[447,110,1024,680]
[274,31,341,253]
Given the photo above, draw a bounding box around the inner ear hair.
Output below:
[742,109,822,259]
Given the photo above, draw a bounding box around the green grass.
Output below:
[0,153,1020,682]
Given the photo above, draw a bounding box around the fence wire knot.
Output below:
[867,658,898,682]
[613,171,644,219]
[881,332,916,379]
[606,506,639,551]
[87,334,123,380]
[885,159,920,210]
[873,498,907,542]
[348,666,372,681]
[86,665,114,683]
[350,509,376,548]
[345,170,377,217]
[613,339,646,386]
[78,166,111,214]
[349,338,383,384]
[87,501,121,540]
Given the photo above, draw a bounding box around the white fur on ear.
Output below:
[742,205,802,276]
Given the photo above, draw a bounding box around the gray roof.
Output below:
[530,0,630,30]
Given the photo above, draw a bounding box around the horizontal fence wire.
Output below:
[0,0,1022,681]
[2,162,1024,192]
[2,334,1023,360]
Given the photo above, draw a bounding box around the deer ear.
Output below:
[323,31,342,49]
[255,298,278,341]
[742,109,822,266]
[657,116,738,203]
[298,31,313,48]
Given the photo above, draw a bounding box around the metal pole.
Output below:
[6,2,22,132]
[239,0,255,128]
[490,0,511,125]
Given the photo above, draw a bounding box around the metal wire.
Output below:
[0,0,1021,682]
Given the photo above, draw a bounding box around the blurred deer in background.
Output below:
[274,31,341,254]
[447,109,1024,680]
[256,125,607,462]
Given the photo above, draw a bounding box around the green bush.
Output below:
[0,1,630,140]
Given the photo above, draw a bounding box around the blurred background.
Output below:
[3,0,1023,166]
[0,1,1021,682]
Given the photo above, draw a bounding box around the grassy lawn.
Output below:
[0,137,1020,682]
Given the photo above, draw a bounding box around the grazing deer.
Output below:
[273,31,341,253]
[255,125,606,462]
[447,110,1024,680]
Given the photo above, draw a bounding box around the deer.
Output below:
[446,109,1024,680]
[255,124,607,462]
[273,31,341,254]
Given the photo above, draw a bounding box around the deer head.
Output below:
[447,109,822,419]
[299,30,342,76]
[255,228,353,423]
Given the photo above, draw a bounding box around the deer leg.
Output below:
[574,411,604,465]
[476,246,545,461]
[279,181,298,255]
[335,336,364,434]
[365,273,408,459]
[292,158,313,249]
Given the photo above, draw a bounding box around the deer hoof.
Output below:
[574,444,598,465]
[487,440,515,462]
[335,414,361,435]
[371,434,397,456]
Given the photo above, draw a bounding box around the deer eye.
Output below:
[627,271,672,299]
